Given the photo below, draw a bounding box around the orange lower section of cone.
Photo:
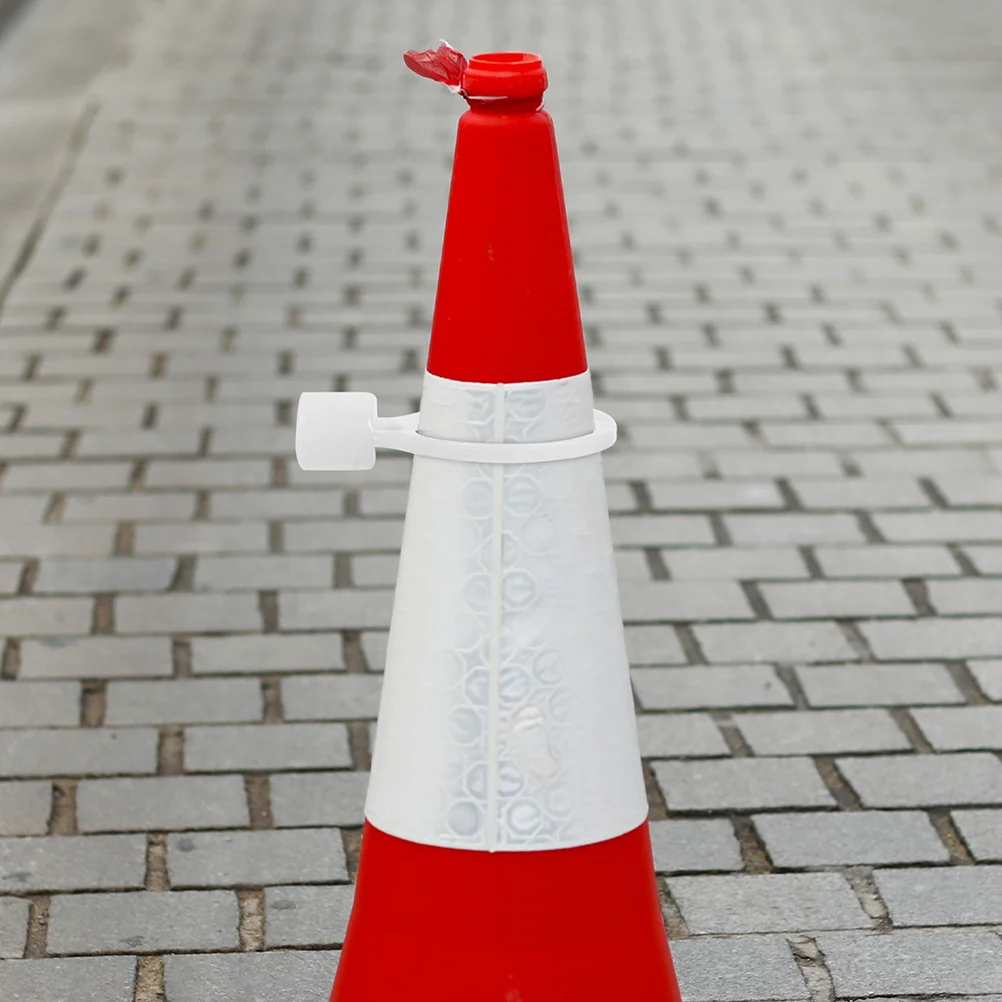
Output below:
[330,820,682,1002]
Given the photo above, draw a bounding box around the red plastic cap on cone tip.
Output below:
[463,51,547,99]
[425,51,587,385]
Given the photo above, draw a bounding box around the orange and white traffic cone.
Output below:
[296,45,683,1002]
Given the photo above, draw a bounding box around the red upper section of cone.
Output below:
[424,53,587,384]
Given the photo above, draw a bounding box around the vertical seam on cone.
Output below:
[486,383,505,852]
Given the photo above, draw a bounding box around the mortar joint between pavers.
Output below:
[927,808,976,865]
[237,888,266,951]
[134,953,166,1002]
[23,895,51,959]
[813,756,863,811]
[49,779,78,835]
[244,774,274,830]
[888,707,934,753]
[786,933,836,1002]
[843,866,891,930]
[145,832,170,891]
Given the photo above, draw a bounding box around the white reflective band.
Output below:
[295,391,617,471]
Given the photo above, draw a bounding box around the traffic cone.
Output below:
[295,45,683,1002]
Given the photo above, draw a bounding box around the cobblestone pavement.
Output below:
[1,0,1002,998]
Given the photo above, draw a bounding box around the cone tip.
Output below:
[464,51,547,99]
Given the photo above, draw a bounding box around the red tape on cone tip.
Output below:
[403,42,467,92]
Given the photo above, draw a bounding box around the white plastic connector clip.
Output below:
[295,391,617,471]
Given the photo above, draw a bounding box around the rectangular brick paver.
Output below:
[48,891,239,954]
[754,812,949,867]
[669,872,870,933]
[0,957,137,1002]
[167,829,348,887]
[77,776,250,832]
[0,834,146,892]
[818,929,1002,997]
[669,936,809,1001]
[874,866,1002,926]
[164,951,339,1002]
[654,758,835,812]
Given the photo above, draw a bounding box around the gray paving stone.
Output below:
[814,544,960,579]
[795,663,964,707]
[282,675,383,721]
[0,781,51,835]
[636,714,730,758]
[62,492,197,522]
[168,828,347,886]
[0,681,79,727]
[0,462,131,491]
[360,631,388,672]
[0,956,137,1002]
[716,451,843,479]
[874,510,1002,543]
[191,633,345,673]
[145,459,271,488]
[968,660,1002,700]
[0,897,27,958]
[928,579,1002,616]
[860,617,1002,660]
[838,753,1002,807]
[351,553,399,587]
[735,709,909,755]
[77,775,249,832]
[724,513,864,545]
[939,477,1002,506]
[278,590,395,630]
[284,519,403,553]
[669,935,809,1001]
[116,593,260,634]
[610,515,714,546]
[211,489,343,519]
[133,521,268,555]
[270,771,369,828]
[646,480,784,510]
[754,811,949,866]
[818,929,1002,997]
[0,562,21,596]
[649,819,742,873]
[911,706,1002,751]
[759,581,914,619]
[164,950,338,1002]
[952,810,1002,861]
[34,557,175,594]
[623,625,687,665]
[663,547,808,581]
[669,872,869,934]
[48,890,239,954]
[0,525,115,559]
[0,834,145,891]
[185,723,352,771]
[77,429,200,459]
[632,666,793,711]
[695,622,859,664]
[265,884,355,947]
[195,555,332,590]
[875,865,1002,926]
[653,758,834,812]
[0,728,156,778]
[19,636,173,678]
[104,679,263,725]
[619,580,755,622]
[0,597,92,637]
[790,477,929,510]
[963,545,1002,575]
